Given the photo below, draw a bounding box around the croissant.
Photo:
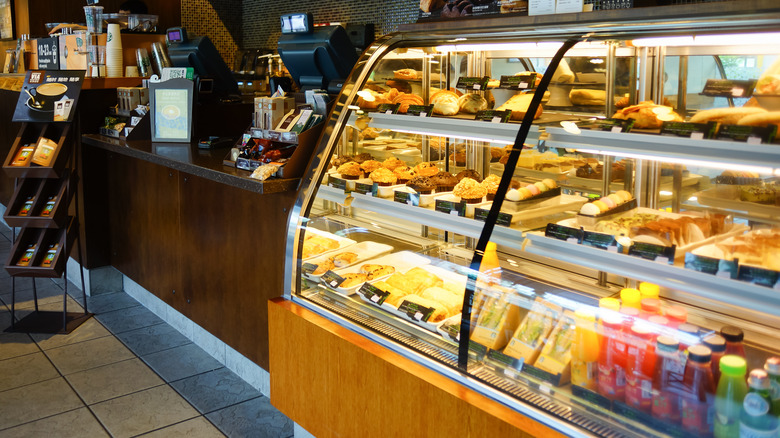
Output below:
[392,93,425,113]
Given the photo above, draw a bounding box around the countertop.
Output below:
[81,134,301,195]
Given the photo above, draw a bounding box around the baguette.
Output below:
[689,107,766,125]
[736,111,780,128]
[569,89,606,106]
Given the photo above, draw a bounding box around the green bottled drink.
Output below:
[740,369,780,438]
[764,357,780,418]
[715,355,748,438]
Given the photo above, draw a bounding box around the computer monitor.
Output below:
[277,25,359,92]
[167,29,239,97]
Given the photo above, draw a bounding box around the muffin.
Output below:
[331,155,354,169]
[382,157,405,171]
[454,177,487,203]
[352,153,373,164]
[456,169,482,182]
[450,151,467,167]
[430,171,458,192]
[490,148,504,163]
[393,166,415,184]
[414,162,439,177]
[407,176,436,194]
[369,168,398,186]
[337,162,363,180]
[360,160,382,176]
[481,174,501,200]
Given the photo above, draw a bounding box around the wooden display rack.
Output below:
[3,122,92,334]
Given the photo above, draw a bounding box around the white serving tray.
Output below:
[301,228,357,261]
[329,251,431,295]
[303,241,394,281]
[696,185,780,218]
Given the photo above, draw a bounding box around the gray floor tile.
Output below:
[206,397,293,438]
[0,331,39,360]
[65,358,164,405]
[171,367,264,414]
[12,296,85,322]
[0,407,109,438]
[45,335,135,375]
[115,322,192,357]
[84,291,140,315]
[96,304,164,334]
[31,316,111,351]
[91,384,199,438]
[138,416,226,438]
[0,351,60,392]
[0,377,84,430]
[142,343,223,383]
[0,280,65,309]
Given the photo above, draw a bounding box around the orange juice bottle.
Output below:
[572,309,600,391]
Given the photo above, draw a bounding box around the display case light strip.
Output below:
[632,32,780,47]
[390,127,504,144]
[435,42,566,53]
[574,147,777,175]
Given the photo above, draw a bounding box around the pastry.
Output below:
[500,0,528,13]
[352,153,373,164]
[396,294,449,322]
[490,147,504,163]
[382,157,405,171]
[457,94,488,114]
[369,167,398,186]
[450,151,466,166]
[392,92,425,113]
[611,101,683,129]
[496,93,543,121]
[453,177,487,203]
[689,107,767,125]
[430,90,460,116]
[579,203,601,216]
[356,89,391,109]
[419,286,463,315]
[394,69,417,80]
[312,259,335,276]
[331,155,354,169]
[393,267,443,294]
[302,235,340,259]
[414,162,439,177]
[360,264,396,279]
[456,169,482,182]
[332,252,359,268]
[337,162,363,180]
[372,281,409,307]
[393,166,416,184]
[569,89,608,106]
[737,111,780,129]
[385,80,412,94]
[407,176,436,194]
[339,273,368,289]
[542,178,557,189]
[739,184,776,204]
[430,171,458,192]
[481,174,501,200]
[360,160,382,175]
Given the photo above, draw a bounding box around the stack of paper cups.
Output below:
[105,23,123,77]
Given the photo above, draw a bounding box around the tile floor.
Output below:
[0,224,294,438]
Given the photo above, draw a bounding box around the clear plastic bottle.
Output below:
[703,334,727,384]
[625,324,657,413]
[666,305,688,329]
[639,282,660,300]
[640,298,662,319]
[571,309,600,391]
[680,345,716,435]
[652,336,683,424]
[714,355,748,438]
[678,323,701,352]
[740,369,779,437]
[598,316,627,401]
[764,357,780,418]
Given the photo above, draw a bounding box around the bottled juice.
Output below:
[640,298,662,319]
[598,316,627,401]
[599,297,621,312]
[620,288,641,309]
[652,336,684,423]
[479,241,501,284]
[648,315,669,331]
[764,357,780,418]
[714,355,748,438]
[625,324,657,413]
[703,334,727,383]
[639,282,660,299]
[720,326,747,360]
[680,345,716,435]
[666,305,688,329]
[740,369,779,437]
[571,309,600,391]
[678,323,701,352]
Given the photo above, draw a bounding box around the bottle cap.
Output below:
[656,336,679,352]
[631,324,652,338]
[719,355,747,376]
[665,305,688,323]
[639,282,660,299]
[620,307,640,317]
[599,297,620,312]
[648,315,669,327]
[620,288,641,308]
[749,369,771,390]
[765,357,780,376]
[641,298,661,314]
[720,326,744,343]
[702,334,727,353]
[687,345,712,364]
[574,309,596,322]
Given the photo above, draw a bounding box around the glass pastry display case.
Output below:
[284,4,780,437]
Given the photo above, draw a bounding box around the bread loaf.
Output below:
[457,94,488,114]
[689,107,767,125]
[569,89,607,106]
[736,111,780,129]
[612,101,682,129]
[431,90,459,116]
[496,93,543,121]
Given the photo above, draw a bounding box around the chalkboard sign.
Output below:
[36,37,60,71]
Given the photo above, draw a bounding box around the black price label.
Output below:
[589,118,635,133]
[684,252,738,278]
[440,321,460,341]
[660,121,717,140]
[499,74,537,90]
[456,76,490,91]
[321,271,345,288]
[582,231,617,250]
[301,263,318,275]
[376,103,400,114]
[406,104,434,117]
[717,124,776,144]
[474,110,512,123]
[330,177,347,191]
[393,190,419,206]
[545,223,582,243]
[628,242,675,264]
[738,265,780,288]
[487,349,521,369]
[358,282,390,304]
[700,79,757,98]
[474,208,512,226]
[398,300,435,322]
[521,363,563,387]
[435,199,466,216]
[353,182,374,195]
[469,340,488,361]
[571,385,613,411]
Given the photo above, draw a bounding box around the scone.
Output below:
[431,90,460,116]
[458,94,488,114]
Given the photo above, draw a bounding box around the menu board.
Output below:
[13,70,84,123]
[149,78,194,143]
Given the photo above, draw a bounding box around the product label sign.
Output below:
[582,231,617,250]
[353,182,374,195]
[499,73,537,90]
[571,385,613,411]
[684,253,738,278]
[737,264,780,288]
[330,177,347,191]
[474,208,512,226]
[398,300,435,322]
[660,121,718,139]
[474,110,511,123]
[456,76,490,91]
[301,263,319,276]
[588,118,635,133]
[628,242,675,264]
[545,223,582,243]
[487,349,524,376]
[700,79,757,98]
[717,124,776,144]
[376,103,400,114]
[435,199,466,216]
[358,282,390,304]
[521,363,563,387]
[406,105,433,117]
[393,190,419,206]
[321,270,345,288]
[469,340,488,361]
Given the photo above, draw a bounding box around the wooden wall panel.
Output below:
[269,298,564,438]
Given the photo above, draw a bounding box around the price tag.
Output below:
[499,73,537,90]
[492,116,501,123]
[691,132,704,140]
[475,110,512,123]
[353,182,374,195]
[321,270,345,288]
[717,124,776,144]
[393,190,419,207]
[330,177,347,191]
[611,126,623,133]
[301,263,318,275]
[582,231,617,250]
[474,208,512,226]
[376,103,400,114]
[545,223,583,243]
[660,121,717,140]
[358,282,390,305]
[419,112,427,117]
[738,265,780,288]
[435,199,466,216]
[747,136,762,144]
[398,300,435,323]
[700,78,757,98]
[628,242,675,264]
[585,118,634,133]
[456,76,490,91]
[406,104,433,117]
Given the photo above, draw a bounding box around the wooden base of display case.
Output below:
[5,311,93,334]
[268,298,563,438]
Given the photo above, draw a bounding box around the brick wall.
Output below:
[181,0,243,67]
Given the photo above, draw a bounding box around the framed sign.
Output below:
[13,70,85,123]
[149,78,194,143]
[0,0,13,40]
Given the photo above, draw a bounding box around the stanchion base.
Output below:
[4,311,94,334]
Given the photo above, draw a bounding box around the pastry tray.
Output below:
[498,194,588,223]
[301,228,357,261]
[695,185,780,218]
[302,241,393,281]
[327,251,432,295]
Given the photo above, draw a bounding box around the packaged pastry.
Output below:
[470,286,523,350]
[503,298,562,365]
[534,310,576,383]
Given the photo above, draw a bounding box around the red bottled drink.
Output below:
[598,316,627,401]
[652,336,684,424]
[720,326,746,359]
[702,334,726,384]
[680,345,716,436]
[678,323,700,352]
[665,305,688,329]
[625,324,657,413]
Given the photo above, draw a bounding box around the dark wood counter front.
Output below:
[80,135,300,370]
